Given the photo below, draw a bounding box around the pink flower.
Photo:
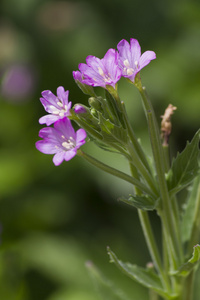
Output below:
[39,86,72,126]
[78,48,122,88]
[117,38,156,82]
[36,117,87,166]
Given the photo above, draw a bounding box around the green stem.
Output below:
[78,150,154,196]
[149,289,160,300]
[187,178,200,254]
[129,163,171,293]
[107,88,158,196]
[121,101,152,174]
[162,145,184,264]
[127,143,158,196]
[138,85,181,270]
[183,271,195,300]
[139,210,171,292]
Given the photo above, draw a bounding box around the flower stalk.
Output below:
[78,150,155,196]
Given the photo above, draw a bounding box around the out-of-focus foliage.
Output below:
[0,0,200,299]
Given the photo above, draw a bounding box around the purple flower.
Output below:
[78,48,121,88]
[117,38,156,82]
[39,86,72,126]
[36,117,87,166]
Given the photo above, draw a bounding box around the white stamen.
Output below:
[123,59,130,68]
[57,101,64,108]
[61,135,65,139]
[62,142,70,149]
[50,105,56,110]
[127,68,134,76]
[98,67,105,77]
[62,138,75,150]
[52,110,60,115]
[134,60,138,67]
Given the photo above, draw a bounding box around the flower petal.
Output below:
[35,140,57,154]
[73,70,83,82]
[139,51,156,70]
[57,86,69,104]
[54,118,75,139]
[76,128,87,147]
[53,152,65,166]
[117,39,131,62]
[39,114,60,126]
[64,149,77,161]
[41,90,57,104]
[130,38,141,63]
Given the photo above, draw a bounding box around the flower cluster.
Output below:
[73,38,156,89]
[36,87,87,165]
[36,38,156,165]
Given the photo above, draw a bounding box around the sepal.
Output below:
[74,78,96,97]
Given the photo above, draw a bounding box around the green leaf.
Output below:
[86,261,131,300]
[119,194,159,211]
[93,140,122,154]
[98,113,128,145]
[107,247,177,299]
[167,129,200,195]
[171,245,200,277]
[181,175,200,244]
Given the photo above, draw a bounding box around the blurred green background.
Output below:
[0,0,200,299]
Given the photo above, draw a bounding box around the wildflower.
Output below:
[39,86,72,126]
[78,48,121,89]
[117,38,156,82]
[36,117,87,165]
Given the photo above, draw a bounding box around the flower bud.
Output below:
[73,71,96,97]
[88,97,102,112]
[74,104,88,114]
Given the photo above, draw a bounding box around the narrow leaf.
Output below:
[86,261,131,300]
[98,113,128,144]
[167,129,200,194]
[119,194,159,211]
[107,247,177,299]
[171,245,200,277]
[181,175,200,244]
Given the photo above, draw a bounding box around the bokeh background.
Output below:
[0,0,200,299]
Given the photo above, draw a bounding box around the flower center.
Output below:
[98,67,112,83]
[123,59,134,76]
[49,100,69,117]
[134,60,139,68]
[61,136,76,150]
